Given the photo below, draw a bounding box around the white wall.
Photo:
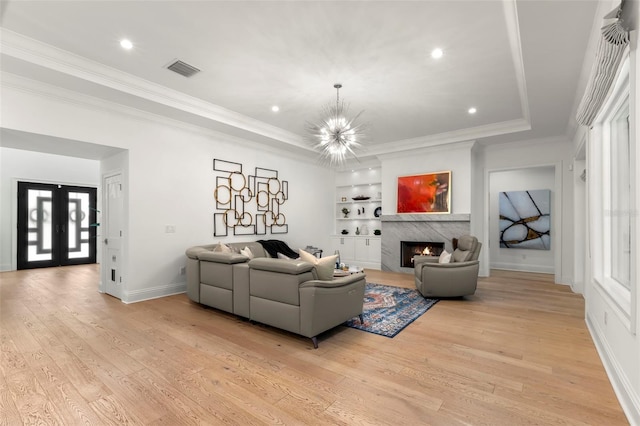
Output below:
[0,147,100,271]
[1,78,335,302]
[489,166,555,274]
[379,141,473,215]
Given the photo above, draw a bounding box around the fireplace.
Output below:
[380,213,469,272]
[400,241,445,268]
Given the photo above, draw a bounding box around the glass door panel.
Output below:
[68,191,91,259]
[26,188,54,262]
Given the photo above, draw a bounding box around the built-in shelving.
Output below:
[331,167,382,269]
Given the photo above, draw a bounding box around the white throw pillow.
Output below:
[240,246,254,259]
[438,250,452,264]
[298,249,338,281]
[213,242,232,253]
[277,252,291,260]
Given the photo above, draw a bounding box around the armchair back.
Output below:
[451,235,482,262]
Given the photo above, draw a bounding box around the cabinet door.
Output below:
[330,236,355,260]
[354,238,381,262]
[367,238,382,263]
[354,238,368,262]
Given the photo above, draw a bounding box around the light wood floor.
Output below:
[0,265,628,425]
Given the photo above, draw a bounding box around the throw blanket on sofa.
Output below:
[257,240,300,259]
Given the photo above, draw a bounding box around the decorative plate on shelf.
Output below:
[374,207,382,217]
[352,196,371,201]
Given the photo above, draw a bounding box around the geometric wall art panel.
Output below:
[213,159,288,237]
[499,189,550,250]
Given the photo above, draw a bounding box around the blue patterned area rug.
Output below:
[344,283,439,338]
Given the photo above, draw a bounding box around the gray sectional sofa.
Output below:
[185,241,366,348]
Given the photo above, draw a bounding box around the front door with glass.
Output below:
[17,182,97,269]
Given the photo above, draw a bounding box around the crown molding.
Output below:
[0,29,311,151]
[375,140,477,161]
[364,118,530,157]
[478,134,571,153]
[1,72,321,165]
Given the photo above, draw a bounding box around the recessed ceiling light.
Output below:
[120,39,133,50]
[431,48,443,59]
[468,107,477,114]
[271,105,280,112]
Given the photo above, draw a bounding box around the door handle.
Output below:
[104,238,109,245]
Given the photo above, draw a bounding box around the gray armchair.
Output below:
[413,235,482,298]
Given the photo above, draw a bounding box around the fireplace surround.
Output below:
[380,213,470,273]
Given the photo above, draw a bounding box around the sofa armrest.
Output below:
[422,260,479,269]
[413,255,439,266]
[185,245,217,259]
[419,260,479,297]
[300,273,366,288]
[198,251,249,264]
[421,260,479,284]
[248,258,314,275]
[299,275,366,339]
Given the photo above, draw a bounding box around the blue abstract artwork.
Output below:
[499,189,550,250]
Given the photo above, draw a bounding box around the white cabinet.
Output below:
[330,236,381,269]
[330,236,355,260]
[355,237,381,265]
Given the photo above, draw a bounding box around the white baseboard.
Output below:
[0,263,13,272]
[123,282,186,304]
[586,313,640,425]
[491,262,554,274]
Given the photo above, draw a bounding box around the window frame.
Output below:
[591,55,636,334]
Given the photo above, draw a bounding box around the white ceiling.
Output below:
[0,1,601,162]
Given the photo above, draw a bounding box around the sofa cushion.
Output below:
[228,242,268,258]
[249,258,314,275]
[299,249,337,281]
[213,242,232,253]
[198,251,248,264]
[438,250,452,264]
[240,246,255,259]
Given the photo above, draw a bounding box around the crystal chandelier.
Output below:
[307,84,366,166]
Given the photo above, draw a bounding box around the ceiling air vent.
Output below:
[166,60,200,78]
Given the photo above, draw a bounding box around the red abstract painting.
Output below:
[397,171,451,213]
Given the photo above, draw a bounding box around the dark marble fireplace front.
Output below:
[400,241,445,268]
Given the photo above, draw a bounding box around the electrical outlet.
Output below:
[180,266,186,275]
[165,225,176,233]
